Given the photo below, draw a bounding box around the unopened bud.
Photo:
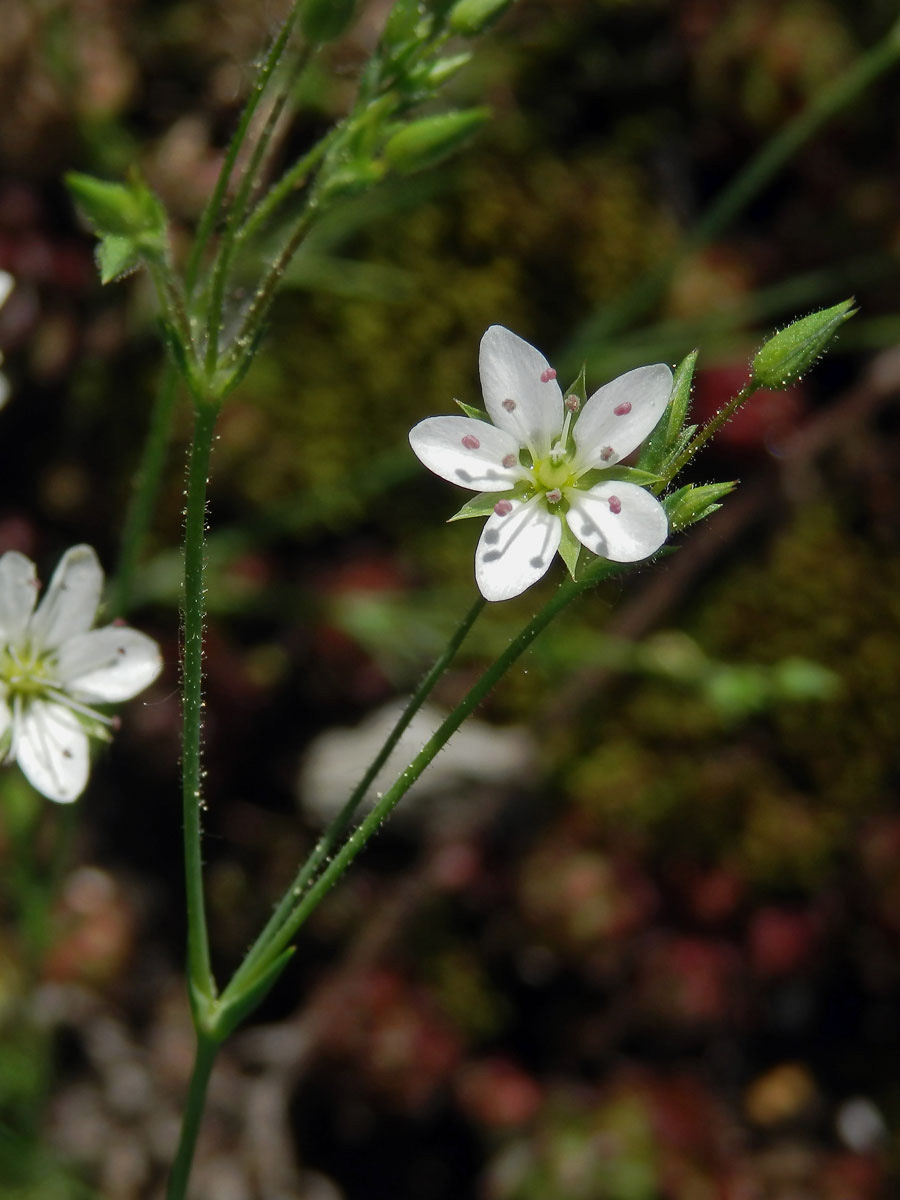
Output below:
[752,299,856,390]
[448,0,514,35]
[383,108,490,173]
[66,171,166,244]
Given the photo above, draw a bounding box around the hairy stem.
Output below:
[229,594,487,990]
[181,403,219,1012]
[184,0,304,296]
[241,568,619,971]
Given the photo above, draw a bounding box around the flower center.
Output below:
[533,453,574,492]
[0,644,56,701]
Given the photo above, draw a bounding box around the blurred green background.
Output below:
[2,0,900,1196]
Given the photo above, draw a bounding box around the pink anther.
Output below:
[608,495,622,514]
[540,368,557,383]
[600,446,614,461]
[461,434,481,450]
[502,454,517,468]
[546,488,562,504]
[502,398,517,412]
[564,395,580,413]
[613,401,632,416]
[494,500,513,516]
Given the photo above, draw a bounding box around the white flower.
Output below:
[409,325,672,601]
[0,545,162,802]
[0,270,13,410]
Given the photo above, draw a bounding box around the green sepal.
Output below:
[577,466,662,489]
[96,235,141,285]
[448,489,516,522]
[454,398,491,421]
[638,350,697,473]
[663,480,737,531]
[566,362,588,407]
[213,947,296,1041]
[751,299,856,390]
[557,519,582,579]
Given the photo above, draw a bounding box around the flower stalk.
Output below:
[181,402,219,1016]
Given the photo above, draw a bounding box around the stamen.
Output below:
[502,398,517,412]
[540,368,557,383]
[545,488,562,504]
[45,686,116,728]
[608,495,622,514]
[613,401,632,416]
[502,454,517,468]
[600,446,614,462]
[564,395,580,413]
[494,500,513,516]
[461,434,481,450]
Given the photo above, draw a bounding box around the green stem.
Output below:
[567,15,900,355]
[184,0,304,296]
[224,208,314,375]
[229,594,487,991]
[204,50,310,374]
[165,1034,218,1200]
[231,568,619,976]
[111,363,180,616]
[181,403,220,1013]
[666,381,759,482]
[234,123,341,250]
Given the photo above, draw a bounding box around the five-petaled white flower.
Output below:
[0,270,14,410]
[409,325,673,601]
[0,545,162,803]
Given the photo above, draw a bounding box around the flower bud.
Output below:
[300,0,357,43]
[751,299,856,390]
[448,0,514,35]
[415,52,473,89]
[383,108,489,173]
[66,171,166,243]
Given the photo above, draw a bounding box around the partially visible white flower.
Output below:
[0,270,13,410]
[409,325,673,601]
[299,699,533,835]
[0,545,162,803]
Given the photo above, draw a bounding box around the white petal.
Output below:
[0,271,13,311]
[573,364,673,470]
[13,700,90,803]
[0,551,39,643]
[30,545,103,651]
[55,626,163,702]
[479,326,563,458]
[475,495,561,602]
[566,481,668,562]
[409,416,524,492]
